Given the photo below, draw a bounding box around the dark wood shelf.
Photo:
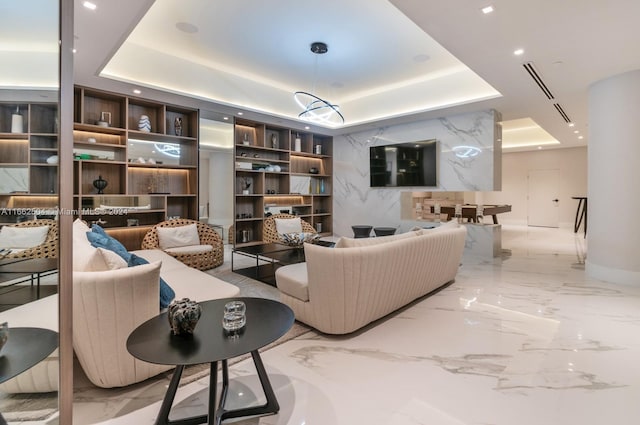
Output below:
[73,85,200,227]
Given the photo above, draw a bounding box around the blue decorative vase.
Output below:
[138,115,151,132]
[167,298,202,336]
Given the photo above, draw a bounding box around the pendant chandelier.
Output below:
[294,42,345,125]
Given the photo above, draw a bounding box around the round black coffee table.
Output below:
[127,297,294,425]
[0,327,58,425]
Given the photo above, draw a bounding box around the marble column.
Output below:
[586,70,640,284]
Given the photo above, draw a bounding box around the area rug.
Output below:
[0,254,310,424]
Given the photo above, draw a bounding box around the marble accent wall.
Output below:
[333,110,501,237]
[0,168,28,193]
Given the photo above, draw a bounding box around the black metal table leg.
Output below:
[155,365,185,425]
[216,350,280,423]
[207,361,218,425]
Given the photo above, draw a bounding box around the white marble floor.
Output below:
[75,225,640,425]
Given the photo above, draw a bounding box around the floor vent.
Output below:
[523,62,554,100]
[553,103,572,123]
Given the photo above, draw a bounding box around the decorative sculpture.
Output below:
[92,175,108,194]
[167,298,202,336]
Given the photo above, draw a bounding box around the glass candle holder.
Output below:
[222,300,246,335]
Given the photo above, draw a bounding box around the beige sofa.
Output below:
[275,224,467,334]
[73,248,239,388]
[0,230,239,393]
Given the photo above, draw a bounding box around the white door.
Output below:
[528,169,560,228]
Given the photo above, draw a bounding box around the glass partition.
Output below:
[0,0,60,420]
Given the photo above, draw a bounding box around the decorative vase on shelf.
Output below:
[320,179,325,194]
[174,117,183,136]
[294,133,301,152]
[167,298,202,336]
[242,133,250,145]
[93,175,108,194]
[11,106,23,133]
[138,115,151,132]
[97,111,111,127]
[270,133,278,148]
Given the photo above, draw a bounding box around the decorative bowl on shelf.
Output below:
[281,232,320,247]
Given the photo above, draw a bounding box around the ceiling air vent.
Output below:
[523,62,554,100]
[553,103,572,123]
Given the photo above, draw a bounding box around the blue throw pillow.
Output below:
[87,225,132,263]
[128,253,176,309]
[87,225,175,309]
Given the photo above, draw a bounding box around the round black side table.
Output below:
[0,327,58,425]
[127,297,294,425]
[373,227,396,237]
[351,225,373,238]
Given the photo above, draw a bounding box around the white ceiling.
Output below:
[0,0,58,88]
[99,0,500,130]
[71,0,640,150]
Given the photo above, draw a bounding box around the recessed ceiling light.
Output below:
[83,1,97,10]
[578,136,584,139]
[514,48,524,56]
[72,48,77,53]
[481,5,494,14]
[305,126,310,130]
[568,122,575,127]
[132,89,141,95]
[573,130,579,134]
[223,117,229,121]
[538,146,542,150]
[237,112,243,116]
[176,22,199,34]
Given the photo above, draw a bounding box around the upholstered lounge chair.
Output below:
[141,218,223,270]
[262,213,316,243]
[2,219,58,259]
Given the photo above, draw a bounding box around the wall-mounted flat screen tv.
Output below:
[370,139,437,187]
